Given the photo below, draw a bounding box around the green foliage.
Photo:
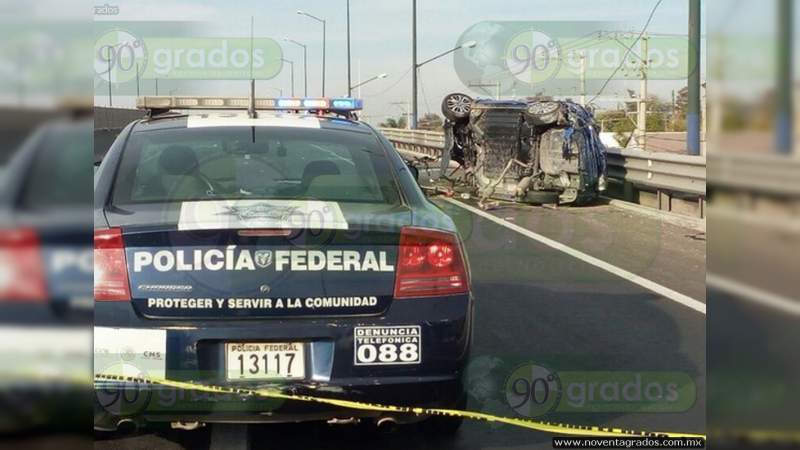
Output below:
[595,92,691,146]
[379,116,407,129]
[418,113,443,131]
[596,109,635,147]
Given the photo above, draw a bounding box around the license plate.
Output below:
[225,342,305,380]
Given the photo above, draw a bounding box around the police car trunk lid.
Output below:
[107,201,410,319]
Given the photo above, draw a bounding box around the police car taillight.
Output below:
[393,227,469,299]
[94,228,131,301]
[0,228,47,302]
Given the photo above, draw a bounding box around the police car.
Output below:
[93,96,473,435]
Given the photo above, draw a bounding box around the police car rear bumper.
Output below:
[94,375,463,429]
[93,294,472,429]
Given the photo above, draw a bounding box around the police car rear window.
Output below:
[111,125,401,205]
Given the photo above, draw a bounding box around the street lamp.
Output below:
[281,58,295,97]
[411,38,477,129]
[297,10,326,96]
[417,40,476,68]
[350,73,387,91]
[346,0,352,97]
[284,38,308,97]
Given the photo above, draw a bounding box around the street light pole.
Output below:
[350,73,388,91]
[687,0,701,155]
[282,58,295,97]
[411,40,477,129]
[346,0,352,97]
[302,45,307,97]
[298,10,326,96]
[777,0,793,154]
[411,0,418,129]
[285,38,308,97]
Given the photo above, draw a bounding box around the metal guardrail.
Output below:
[378,127,707,196]
[605,148,706,196]
[379,128,446,158]
[707,152,800,197]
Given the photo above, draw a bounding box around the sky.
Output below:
[90,0,723,124]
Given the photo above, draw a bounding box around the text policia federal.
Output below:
[132,248,395,273]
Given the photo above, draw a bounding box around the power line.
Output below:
[468,31,640,88]
[418,76,432,115]
[587,0,664,104]
[362,66,412,98]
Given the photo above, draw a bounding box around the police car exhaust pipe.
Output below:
[171,421,203,430]
[326,418,359,425]
[115,419,138,435]
[375,417,398,433]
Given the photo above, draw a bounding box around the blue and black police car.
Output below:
[93,96,473,435]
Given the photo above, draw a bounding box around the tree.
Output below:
[595,109,635,147]
[379,116,407,129]
[418,113,443,131]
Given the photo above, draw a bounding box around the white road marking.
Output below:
[707,273,800,316]
[443,198,707,315]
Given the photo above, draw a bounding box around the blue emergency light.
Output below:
[137,96,364,113]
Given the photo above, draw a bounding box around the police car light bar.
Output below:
[136,96,363,112]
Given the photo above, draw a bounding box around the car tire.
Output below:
[442,93,473,122]
[524,101,561,126]
[524,190,560,205]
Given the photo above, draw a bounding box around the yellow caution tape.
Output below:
[95,373,706,439]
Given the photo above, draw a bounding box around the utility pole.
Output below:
[579,51,587,106]
[671,89,676,131]
[411,0,418,129]
[637,34,649,151]
[776,0,793,154]
[135,63,140,98]
[687,0,702,155]
[346,0,352,97]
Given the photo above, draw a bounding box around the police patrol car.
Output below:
[93,95,473,435]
